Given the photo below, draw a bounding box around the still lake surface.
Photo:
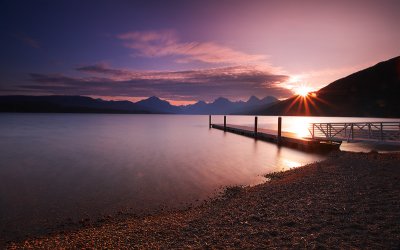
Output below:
[0,114,399,238]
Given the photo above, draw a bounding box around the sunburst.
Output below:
[294,86,313,97]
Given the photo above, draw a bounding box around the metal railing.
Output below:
[308,122,400,142]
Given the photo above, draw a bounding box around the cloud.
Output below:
[7,64,292,102]
[117,30,267,64]
[76,63,129,76]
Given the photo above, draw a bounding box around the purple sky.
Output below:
[0,0,399,104]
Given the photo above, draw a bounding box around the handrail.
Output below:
[308,122,400,142]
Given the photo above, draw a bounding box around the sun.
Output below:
[294,86,312,97]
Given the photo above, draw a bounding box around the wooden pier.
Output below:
[209,116,342,151]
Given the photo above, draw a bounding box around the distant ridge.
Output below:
[136,96,181,114]
[182,95,278,114]
[258,56,400,117]
[0,95,151,114]
[0,95,278,115]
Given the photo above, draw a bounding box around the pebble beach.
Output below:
[6,151,400,249]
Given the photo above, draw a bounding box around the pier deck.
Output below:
[211,123,341,151]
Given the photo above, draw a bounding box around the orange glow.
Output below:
[88,95,147,103]
[167,100,197,106]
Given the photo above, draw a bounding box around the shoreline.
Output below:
[7,151,400,248]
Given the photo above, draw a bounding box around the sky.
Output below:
[0,0,399,105]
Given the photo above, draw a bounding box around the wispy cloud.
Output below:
[117,30,267,64]
[5,64,292,102]
[76,63,129,77]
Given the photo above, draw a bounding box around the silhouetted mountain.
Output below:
[182,95,278,114]
[260,96,279,105]
[233,96,279,115]
[209,97,239,114]
[181,100,208,114]
[258,56,400,117]
[246,96,261,106]
[181,97,235,114]
[135,96,181,114]
[0,95,151,114]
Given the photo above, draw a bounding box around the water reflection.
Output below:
[284,117,311,138]
[0,114,342,239]
[280,159,302,170]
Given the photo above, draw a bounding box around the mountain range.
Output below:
[0,95,278,115]
[181,96,278,114]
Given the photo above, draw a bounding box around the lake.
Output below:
[0,114,398,240]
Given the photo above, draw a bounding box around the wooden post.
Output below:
[380,122,383,141]
[254,116,258,138]
[224,116,226,131]
[277,117,282,145]
[209,115,211,128]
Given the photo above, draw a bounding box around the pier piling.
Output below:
[224,116,226,131]
[209,115,211,128]
[254,116,258,138]
[277,117,282,145]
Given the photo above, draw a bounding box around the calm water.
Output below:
[0,114,398,239]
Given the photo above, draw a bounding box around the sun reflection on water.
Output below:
[286,117,312,138]
[281,159,302,170]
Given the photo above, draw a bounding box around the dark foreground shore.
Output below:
[7,151,400,249]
